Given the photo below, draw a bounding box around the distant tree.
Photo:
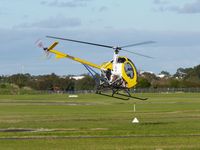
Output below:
[61,77,75,91]
[136,77,151,88]
[173,65,200,87]
[140,72,159,88]
[141,72,158,81]
[75,75,95,90]
[7,73,31,88]
[169,79,180,88]
[159,71,171,78]
[174,68,187,79]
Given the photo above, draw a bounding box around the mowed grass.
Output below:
[0,93,199,149]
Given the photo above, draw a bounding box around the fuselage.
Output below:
[100,56,137,88]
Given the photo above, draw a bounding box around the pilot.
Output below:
[106,69,111,80]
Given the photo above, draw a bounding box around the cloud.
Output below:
[177,0,200,13]
[1,27,200,75]
[154,0,200,14]
[40,0,92,8]
[14,15,81,29]
[99,6,108,12]
[153,0,169,5]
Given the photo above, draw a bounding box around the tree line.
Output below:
[0,73,95,91]
[137,64,200,88]
[1,64,200,91]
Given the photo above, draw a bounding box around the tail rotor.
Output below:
[35,39,51,59]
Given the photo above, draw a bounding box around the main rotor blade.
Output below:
[46,36,155,58]
[46,36,113,49]
[121,41,155,48]
[121,49,154,59]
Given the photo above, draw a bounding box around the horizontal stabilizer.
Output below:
[56,54,66,59]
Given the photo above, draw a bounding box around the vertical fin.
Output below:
[48,42,59,50]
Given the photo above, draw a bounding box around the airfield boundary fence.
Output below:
[40,88,200,94]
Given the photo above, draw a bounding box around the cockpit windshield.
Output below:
[124,62,134,79]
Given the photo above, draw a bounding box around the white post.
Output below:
[132,103,139,123]
[133,103,136,113]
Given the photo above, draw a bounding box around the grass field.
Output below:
[0,93,199,150]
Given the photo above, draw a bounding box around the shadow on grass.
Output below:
[140,122,174,125]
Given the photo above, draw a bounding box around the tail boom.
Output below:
[47,42,101,70]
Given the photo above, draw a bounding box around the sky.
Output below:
[0,0,200,75]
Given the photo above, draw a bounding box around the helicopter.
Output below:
[37,36,155,100]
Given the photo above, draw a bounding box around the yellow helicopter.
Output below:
[37,36,154,100]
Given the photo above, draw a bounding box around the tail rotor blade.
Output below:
[35,39,45,49]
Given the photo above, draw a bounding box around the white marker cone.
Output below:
[132,117,139,123]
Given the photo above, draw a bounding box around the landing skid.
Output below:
[115,93,148,101]
[96,92,129,100]
[96,89,148,101]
